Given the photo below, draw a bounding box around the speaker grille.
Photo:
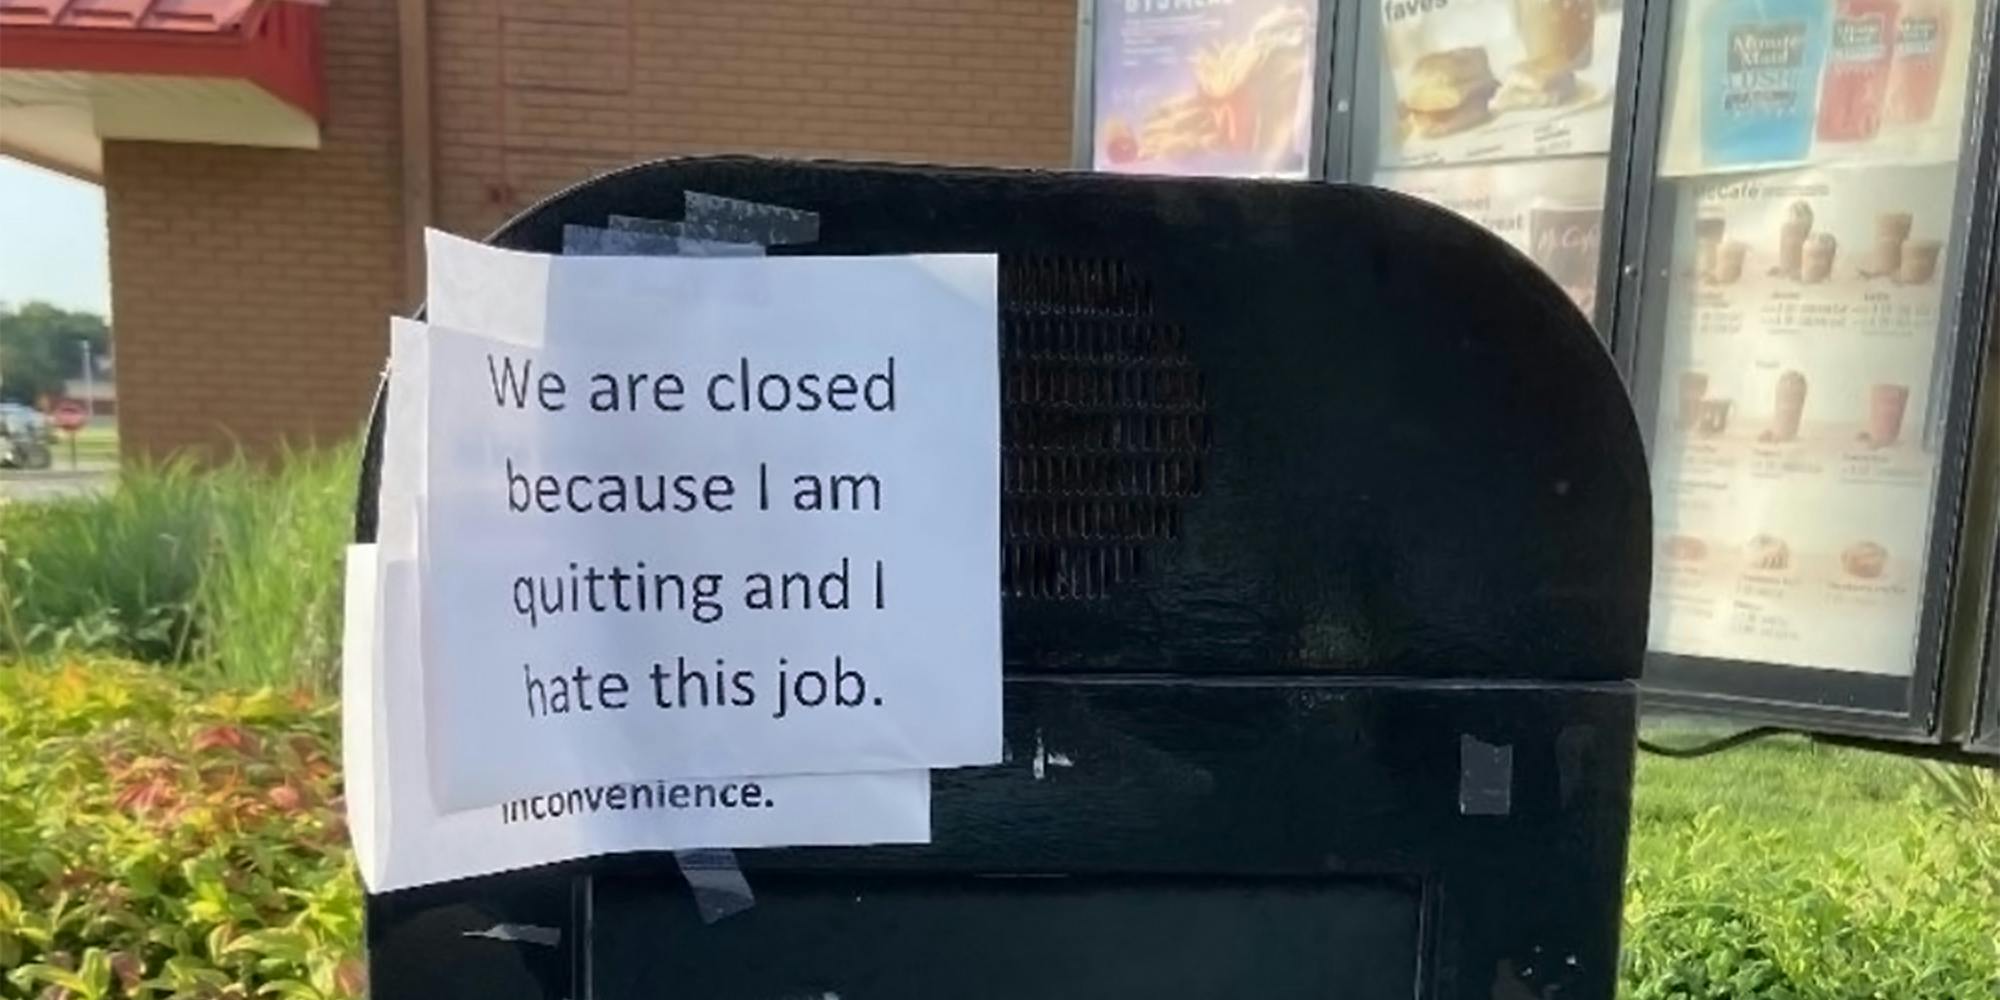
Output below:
[1000,256,1211,600]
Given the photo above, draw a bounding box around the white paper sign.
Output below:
[341,316,935,890]
[342,544,933,893]
[419,233,1002,810]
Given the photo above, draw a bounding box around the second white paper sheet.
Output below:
[338,318,932,891]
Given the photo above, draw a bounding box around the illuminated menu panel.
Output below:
[1641,0,1979,675]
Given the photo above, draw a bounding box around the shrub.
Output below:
[1621,742,2000,999]
[0,444,357,693]
[0,661,362,999]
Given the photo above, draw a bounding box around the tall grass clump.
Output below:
[195,444,359,691]
[0,442,358,691]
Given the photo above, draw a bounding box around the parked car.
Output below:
[0,403,53,470]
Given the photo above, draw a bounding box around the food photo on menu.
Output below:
[1093,1,1319,177]
[1379,0,1624,165]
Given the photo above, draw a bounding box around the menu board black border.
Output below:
[1607,0,2000,744]
[1974,575,2000,753]
[1971,465,2000,752]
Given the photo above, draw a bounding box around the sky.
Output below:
[0,156,111,317]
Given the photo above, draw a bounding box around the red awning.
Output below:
[0,0,324,178]
[1,0,262,32]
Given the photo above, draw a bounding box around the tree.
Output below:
[0,302,110,406]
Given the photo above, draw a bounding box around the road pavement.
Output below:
[0,462,115,504]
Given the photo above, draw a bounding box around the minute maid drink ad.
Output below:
[1657,0,1973,176]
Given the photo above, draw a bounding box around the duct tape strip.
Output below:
[673,847,759,924]
[561,224,764,258]
[1458,735,1514,817]
[555,210,834,922]
[684,191,822,246]
[605,214,767,248]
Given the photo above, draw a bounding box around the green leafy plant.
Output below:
[1622,735,2000,999]
[0,661,364,998]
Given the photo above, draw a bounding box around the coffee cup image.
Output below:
[1899,240,1943,285]
[1697,398,1732,437]
[1713,241,1748,285]
[1861,212,1913,279]
[1759,370,1807,443]
[1857,383,1910,448]
[1802,234,1837,284]
[1677,371,1709,431]
[1769,201,1813,280]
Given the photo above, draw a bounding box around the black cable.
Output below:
[1637,726,1791,759]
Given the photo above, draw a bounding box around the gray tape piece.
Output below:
[1458,735,1514,816]
[675,847,757,924]
[684,191,821,246]
[1555,725,1594,808]
[563,223,764,258]
[462,923,561,947]
[561,224,688,257]
[605,214,766,248]
[558,218,759,923]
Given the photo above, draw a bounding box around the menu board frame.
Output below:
[1976,610,2000,752]
[1072,0,1344,180]
[1965,386,2000,753]
[1069,0,2000,753]
[1605,0,2000,743]
[1969,573,2000,753]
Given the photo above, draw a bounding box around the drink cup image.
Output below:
[1513,0,1597,67]
[1697,398,1732,438]
[1899,239,1943,285]
[1863,211,1912,278]
[1862,383,1910,447]
[1714,240,1748,284]
[1695,217,1726,280]
[1761,370,1808,442]
[1770,201,1814,280]
[1774,221,1811,279]
[1803,233,1838,283]
[1677,371,1710,431]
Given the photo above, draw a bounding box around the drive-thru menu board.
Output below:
[1646,165,1957,673]
[1640,0,1978,676]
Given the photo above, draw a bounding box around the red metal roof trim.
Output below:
[0,0,257,33]
[0,0,323,121]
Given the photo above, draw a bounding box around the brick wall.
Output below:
[434,0,1078,235]
[111,0,1076,457]
[108,0,405,459]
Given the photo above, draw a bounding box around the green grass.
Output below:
[1630,727,1919,854]
[0,443,358,692]
[1622,729,2000,998]
[67,422,119,465]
